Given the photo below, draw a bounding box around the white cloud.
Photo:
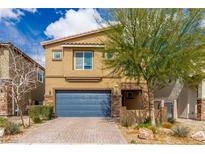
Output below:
[0,8,37,22]
[44,8,104,39]
[0,9,24,21]
[0,22,44,66]
[21,8,37,13]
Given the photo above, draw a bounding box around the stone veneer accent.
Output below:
[197,99,205,121]
[0,84,12,115]
[120,106,148,125]
[112,95,122,117]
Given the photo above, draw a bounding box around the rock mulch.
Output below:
[0,116,45,143]
[138,128,153,139]
[118,118,205,144]
[191,131,205,141]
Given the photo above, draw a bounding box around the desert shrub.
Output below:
[148,126,159,134]
[5,122,20,135]
[0,117,20,135]
[168,118,176,124]
[136,124,159,134]
[121,120,129,127]
[135,117,152,129]
[130,140,137,144]
[29,105,53,122]
[135,123,151,129]
[162,122,173,129]
[172,126,190,137]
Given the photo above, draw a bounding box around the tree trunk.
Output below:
[147,82,156,126]
[15,98,26,128]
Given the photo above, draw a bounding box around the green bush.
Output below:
[0,117,9,128]
[32,116,42,123]
[0,117,20,135]
[28,105,53,122]
[5,122,20,135]
[172,126,190,137]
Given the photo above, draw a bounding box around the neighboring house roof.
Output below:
[0,42,45,70]
[41,27,109,47]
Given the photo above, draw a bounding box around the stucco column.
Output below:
[197,79,205,120]
[173,100,178,120]
[160,100,166,122]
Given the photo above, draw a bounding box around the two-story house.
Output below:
[41,28,205,121]
[41,28,148,118]
[0,42,45,116]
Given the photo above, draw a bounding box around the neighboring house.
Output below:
[155,79,205,121]
[154,81,197,119]
[41,28,205,121]
[0,42,45,116]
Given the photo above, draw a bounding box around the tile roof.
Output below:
[0,42,44,70]
[41,27,109,47]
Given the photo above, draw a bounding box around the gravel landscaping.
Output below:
[118,118,205,144]
[0,116,48,143]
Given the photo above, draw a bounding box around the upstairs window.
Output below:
[74,51,93,70]
[37,69,44,83]
[52,50,62,60]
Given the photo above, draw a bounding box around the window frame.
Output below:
[37,69,44,83]
[74,51,93,70]
[52,50,62,61]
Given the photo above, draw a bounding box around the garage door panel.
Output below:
[56,105,111,111]
[56,90,111,117]
[56,111,109,117]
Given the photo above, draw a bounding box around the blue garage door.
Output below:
[56,90,111,117]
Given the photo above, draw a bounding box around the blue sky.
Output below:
[0,8,107,65]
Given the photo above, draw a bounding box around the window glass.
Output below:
[37,70,43,82]
[84,52,92,70]
[75,52,83,70]
[53,51,61,60]
[74,51,93,70]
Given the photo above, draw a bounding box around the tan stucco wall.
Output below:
[177,86,197,119]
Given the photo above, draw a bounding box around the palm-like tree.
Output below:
[104,9,205,125]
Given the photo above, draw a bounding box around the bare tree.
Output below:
[3,46,40,128]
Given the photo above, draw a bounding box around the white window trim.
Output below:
[74,51,93,70]
[37,69,44,83]
[52,51,62,60]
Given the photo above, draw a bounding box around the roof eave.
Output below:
[61,44,105,48]
[41,27,110,47]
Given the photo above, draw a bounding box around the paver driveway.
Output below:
[16,118,127,144]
